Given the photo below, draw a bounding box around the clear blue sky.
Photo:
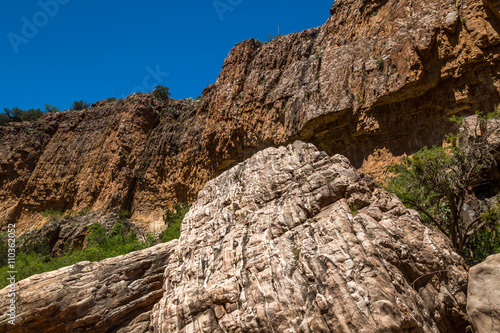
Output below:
[1,1,333,111]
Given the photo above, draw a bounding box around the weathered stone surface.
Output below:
[467,253,500,333]
[0,96,204,232]
[1,0,499,231]
[151,141,469,332]
[204,0,500,181]
[0,240,177,333]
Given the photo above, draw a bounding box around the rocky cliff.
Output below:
[0,142,470,332]
[0,97,203,232]
[1,0,499,231]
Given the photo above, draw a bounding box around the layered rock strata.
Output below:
[1,0,499,232]
[0,142,471,332]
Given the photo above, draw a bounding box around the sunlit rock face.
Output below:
[2,0,500,231]
[0,141,470,332]
[151,141,469,333]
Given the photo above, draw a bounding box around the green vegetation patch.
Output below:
[0,202,191,289]
[160,203,191,243]
[152,85,172,102]
[385,110,500,265]
[0,222,155,289]
[71,100,90,110]
[41,208,64,222]
[0,107,44,126]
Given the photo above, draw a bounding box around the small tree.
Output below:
[4,107,24,122]
[72,100,90,110]
[21,108,44,122]
[386,112,500,262]
[44,104,60,113]
[118,209,130,220]
[152,85,171,102]
[0,113,10,126]
[3,107,43,123]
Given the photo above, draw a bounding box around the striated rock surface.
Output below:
[1,0,500,231]
[151,141,469,332]
[0,96,204,232]
[0,240,177,333]
[467,253,500,333]
[200,0,500,181]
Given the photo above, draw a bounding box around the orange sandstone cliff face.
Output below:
[1,0,499,231]
[0,97,205,232]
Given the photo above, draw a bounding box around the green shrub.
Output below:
[152,85,171,101]
[87,222,108,247]
[385,112,500,265]
[126,227,138,243]
[19,238,51,257]
[160,203,191,243]
[2,107,44,125]
[44,104,60,113]
[462,205,500,265]
[0,221,153,289]
[118,209,130,220]
[145,233,156,246]
[72,100,90,110]
[21,108,44,121]
[0,113,10,126]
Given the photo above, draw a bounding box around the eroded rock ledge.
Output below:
[150,141,469,332]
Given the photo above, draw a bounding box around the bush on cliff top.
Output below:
[152,85,171,102]
[71,100,90,111]
[0,107,44,126]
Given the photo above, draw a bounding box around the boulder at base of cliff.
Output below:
[468,254,500,333]
[151,141,469,332]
